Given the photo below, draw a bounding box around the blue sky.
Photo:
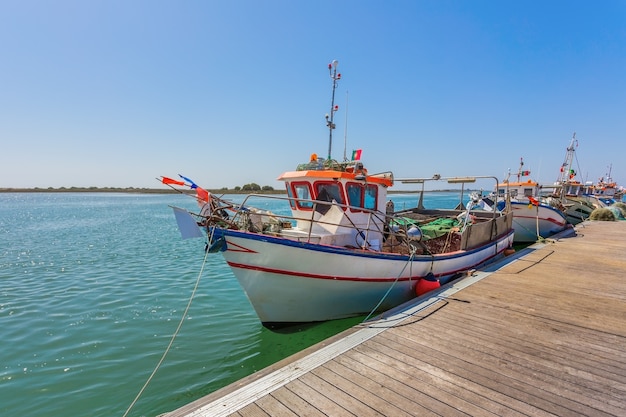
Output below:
[1,0,625,191]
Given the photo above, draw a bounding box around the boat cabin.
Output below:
[496,180,540,200]
[276,154,393,248]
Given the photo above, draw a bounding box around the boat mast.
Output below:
[325,60,341,161]
[558,132,577,185]
[343,90,349,161]
[604,163,613,184]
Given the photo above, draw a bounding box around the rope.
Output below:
[121,245,210,417]
[512,217,545,241]
[362,248,416,323]
[442,231,454,253]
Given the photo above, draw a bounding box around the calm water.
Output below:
[0,191,467,417]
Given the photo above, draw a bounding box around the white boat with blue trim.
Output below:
[474,157,569,242]
[475,178,569,243]
[165,61,515,327]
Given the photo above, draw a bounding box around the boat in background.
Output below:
[583,163,623,206]
[546,133,599,223]
[163,61,514,327]
[474,158,568,243]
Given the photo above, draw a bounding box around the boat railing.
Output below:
[230,193,389,247]
[396,175,504,217]
[205,191,508,253]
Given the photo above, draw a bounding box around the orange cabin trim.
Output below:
[277,170,393,187]
[498,180,539,187]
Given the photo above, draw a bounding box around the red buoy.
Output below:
[416,273,440,296]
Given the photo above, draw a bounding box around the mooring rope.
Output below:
[513,217,545,241]
[362,248,417,323]
[122,245,210,417]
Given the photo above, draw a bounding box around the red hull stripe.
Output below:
[227,261,417,282]
[514,215,566,226]
[226,252,501,282]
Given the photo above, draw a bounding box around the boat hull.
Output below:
[213,228,514,325]
[510,202,567,242]
[562,198,595,225]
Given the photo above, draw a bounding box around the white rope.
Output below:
[122,245,210,417]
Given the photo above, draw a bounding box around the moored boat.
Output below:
[164,61,514,327]
[584,163,623,206]
[548,133,598,223]
[474,158,568,242]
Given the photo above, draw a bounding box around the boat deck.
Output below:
[162,221,626,417]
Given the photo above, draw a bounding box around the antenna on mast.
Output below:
[325,60,341,161]
[343,90,349,161]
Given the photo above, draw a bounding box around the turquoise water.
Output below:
[0,191,465,417]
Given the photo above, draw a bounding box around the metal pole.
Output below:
[326,60,340,161]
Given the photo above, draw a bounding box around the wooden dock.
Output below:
[163,221,626,417]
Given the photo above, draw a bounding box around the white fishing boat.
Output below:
[474,158,568,243]
[165,61,514,327]
[476,182,568,243]
[582,163,623,206]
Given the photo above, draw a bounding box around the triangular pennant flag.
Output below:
[161,176,185,186]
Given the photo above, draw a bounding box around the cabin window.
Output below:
[346,183,362,208]
[346,183,378,211]
[285,182,296,209]
[290,182,314,209]
[523,188,533,197]
[312,182,344,215]
[314,182,345,205]
[364,185,377,210]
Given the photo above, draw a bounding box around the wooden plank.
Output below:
[347,342,498,417]
[268,386,326,417]
[236,402,270,417]
[323,358,434,416]
[331,353,441,416]
[298,371,381,416]
[252,394,297,416]
[409,311,626,414]
[436,301,626,378]
[371,331,593,416]
[334,352,530,417]
[282,378,354,417]
[311,363,415,417]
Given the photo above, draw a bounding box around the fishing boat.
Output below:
[164,61,514,327]
[584,163,623,206]
[474,158,568,242]
[548,133,598,223]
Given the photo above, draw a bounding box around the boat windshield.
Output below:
[314,182,345,205]
[346,183,378,211]
[289,182,313,209]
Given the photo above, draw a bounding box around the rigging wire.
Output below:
[121,244,210,417]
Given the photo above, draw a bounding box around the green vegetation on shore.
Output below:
[0,186,283,194]
[0,186,464,194]
[0,182,282,194]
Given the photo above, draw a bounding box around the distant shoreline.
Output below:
[0,187,465,194]
[0,187,185,194]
